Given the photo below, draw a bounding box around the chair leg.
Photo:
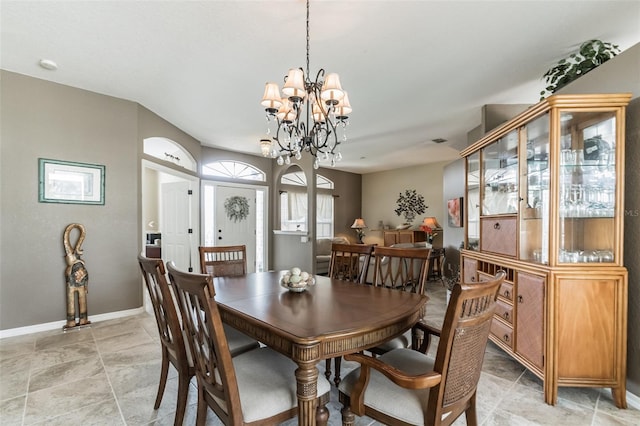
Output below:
[465,392,478,426]
[333,357,342,386]
[316,401,329,425]
[324,358,332,382]
[195,379,207,426]
[155,349,170,409]
[341,404,355,426]
[173,372,191,426]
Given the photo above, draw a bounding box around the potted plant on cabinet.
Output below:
[540,39,620,100]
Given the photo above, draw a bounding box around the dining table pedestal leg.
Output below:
[295,362,327,425]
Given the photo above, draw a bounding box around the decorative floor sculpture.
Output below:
[63,223,91,330]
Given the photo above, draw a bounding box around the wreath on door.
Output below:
[224,196,250,222]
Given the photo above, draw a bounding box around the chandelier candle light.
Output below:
[260,0,351,169]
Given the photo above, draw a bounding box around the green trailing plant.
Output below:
[540,39,620,100]
[394,189,427,224]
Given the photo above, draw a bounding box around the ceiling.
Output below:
[2,1,639,174]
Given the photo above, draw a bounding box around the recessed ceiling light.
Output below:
[432,138,447,144]
[39,59,58,71]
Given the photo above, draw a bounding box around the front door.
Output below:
[214,186,257,272]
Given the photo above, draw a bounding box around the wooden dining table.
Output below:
[213,271,428,426]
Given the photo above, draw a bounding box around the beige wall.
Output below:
[362,162,449,246]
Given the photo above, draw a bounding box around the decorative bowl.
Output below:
[280,267,315,292]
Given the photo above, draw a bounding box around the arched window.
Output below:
[202,161,265,181]
[143,137,197,172]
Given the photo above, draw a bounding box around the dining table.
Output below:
[213,270,428,426]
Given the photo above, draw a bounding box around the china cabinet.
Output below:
[460,93,630,408]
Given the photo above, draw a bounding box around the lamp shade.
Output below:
[335,91,352,119]
[320,73,345,105]
[282,68,306,100]
[261,83,283,111]
[351,218,367,229]
[421,217,442,229]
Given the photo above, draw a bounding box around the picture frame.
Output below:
[447,197,463,227]
[39,158,105,205]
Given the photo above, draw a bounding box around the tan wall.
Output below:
[362,162,449,246]
[0,71,140,329]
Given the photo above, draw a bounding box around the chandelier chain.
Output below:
[306,0,310,79]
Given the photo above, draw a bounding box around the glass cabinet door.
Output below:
[558,110,617,264]
[466,152,480,251]
[482,130,519,215]
[520,114,550,264]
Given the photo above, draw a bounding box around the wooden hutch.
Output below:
[460,93,631,408]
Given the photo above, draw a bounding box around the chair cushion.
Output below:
[339,348,433,425]
[218,347,331,423]
[371,330,411,352]
[224,324,260,356]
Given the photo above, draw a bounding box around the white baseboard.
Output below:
[627,389,640,410]
[0,307,145,339]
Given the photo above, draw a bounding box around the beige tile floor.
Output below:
[1,284,638,425]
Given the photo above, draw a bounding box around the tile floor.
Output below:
[1,284,638,425]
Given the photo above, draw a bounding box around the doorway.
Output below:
[202,181,267,272]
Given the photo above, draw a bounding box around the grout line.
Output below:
[19,338,38,426]
[91,327,127,425]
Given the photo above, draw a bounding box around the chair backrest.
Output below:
[371,246,431,294]
[428,270,506,425]
[137,254,189,365]
[199,245,247,277]
[166,261,243,424]
[328,243,374,284]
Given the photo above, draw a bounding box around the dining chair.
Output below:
[166,262,331,425]
[338,270,506,426]
[427,248,446,283]
[368,246,431,356]
[324,243,375,385]
[198,244,261,356]
[137,254,194,426]
[199,245,246,277]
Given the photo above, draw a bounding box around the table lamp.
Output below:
[351,218,367,244]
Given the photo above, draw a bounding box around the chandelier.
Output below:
[260,0,351,169]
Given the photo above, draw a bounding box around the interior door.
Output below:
[161,181,194,272]
[214,186,257,272]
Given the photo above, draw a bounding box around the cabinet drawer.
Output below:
[481,216,517,257]
[494,300,514,324]
[499,281,514,301]
[491,319,514,349]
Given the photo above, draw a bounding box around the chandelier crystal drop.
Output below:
[259,0,351,169]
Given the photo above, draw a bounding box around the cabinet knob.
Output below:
[503,334,510,342]
[503,312,510,321]
[504,290,510,298]
[518,295,524,303]
[494,222,501,230]
[218,236,222,240]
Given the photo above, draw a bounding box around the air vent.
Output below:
[432,138,447,144]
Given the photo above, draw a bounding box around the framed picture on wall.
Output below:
[447,197,463,227]
[39,158,105,205]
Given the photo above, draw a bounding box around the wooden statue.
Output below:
[63,223,90,329]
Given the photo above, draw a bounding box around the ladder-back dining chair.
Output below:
[324,243,375,385]
[428,248,446,284]
[338,271,506,426]
[137,254,194,426]
[368,246,431,356]
[199,245,246,277]
[166,262,331,425]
